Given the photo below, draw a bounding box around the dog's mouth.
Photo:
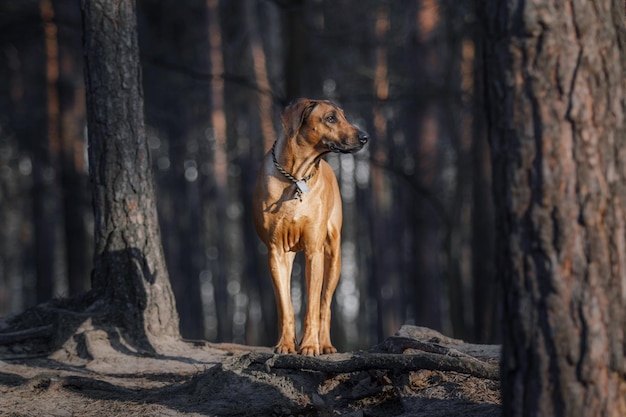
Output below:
[324,131,369,154]
[326,141,364,154]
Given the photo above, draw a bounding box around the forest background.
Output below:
[0,0,495,352]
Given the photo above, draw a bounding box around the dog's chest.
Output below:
[268,190,330,252]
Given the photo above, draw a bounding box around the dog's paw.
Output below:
[299,344,320,356]
[275,342,297,354]
[320,344,337,354]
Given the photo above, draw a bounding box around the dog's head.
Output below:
[281,98,369,154]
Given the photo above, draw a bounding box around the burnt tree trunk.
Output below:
[82,0,180,350]
[483,0,626,416]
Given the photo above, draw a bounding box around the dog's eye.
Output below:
[326,115,337,124]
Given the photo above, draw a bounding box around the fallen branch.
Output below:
[245,351,499,381]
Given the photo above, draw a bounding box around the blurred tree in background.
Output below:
[0,0,496,350]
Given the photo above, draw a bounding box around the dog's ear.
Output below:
[281,98,318,138]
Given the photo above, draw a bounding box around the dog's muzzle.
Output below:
[327,130,369,153]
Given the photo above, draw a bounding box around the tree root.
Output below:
[236,327,500,381]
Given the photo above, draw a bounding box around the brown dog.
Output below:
[253,98,369,355]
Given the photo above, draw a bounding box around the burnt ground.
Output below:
[0,325,500,417]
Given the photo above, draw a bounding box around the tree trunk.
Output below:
[407,0,444,333]
[35,0,63,304]
[369,3,404,342]
[483,0,626,415]
[283,0,305,101]
[244,0,276,151]
[206,0,233,343]
[57,0,91,296]
[82,0,180,351]
[470,9,497,343]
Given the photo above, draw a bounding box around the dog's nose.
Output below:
[358,131,369,144]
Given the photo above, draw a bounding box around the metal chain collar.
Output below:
[271,140,316,202]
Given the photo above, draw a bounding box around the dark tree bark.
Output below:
[82,0,180,350]
[483,0,626,415]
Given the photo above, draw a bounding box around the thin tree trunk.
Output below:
[244,0,275,151]
[82,0,180,351]
[35,0,63,304]
[57,0,91,296]
[370,4,404,341]
[206,0,232,342]
[408,0,444,332]
[470,6,497,343]
[283,0,305,101]
[483,0,626,415]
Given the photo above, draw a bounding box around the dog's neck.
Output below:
[274,135,323,181]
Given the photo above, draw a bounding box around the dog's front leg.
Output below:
[300,249,324,356]
[269,249,297,354]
